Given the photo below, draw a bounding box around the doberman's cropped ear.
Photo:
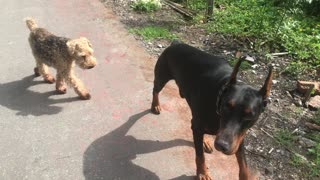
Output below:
[228,56,246,85]
[259,65,273,104]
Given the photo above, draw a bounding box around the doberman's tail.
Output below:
[25,17,38,31]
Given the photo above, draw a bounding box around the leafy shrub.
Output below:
[185,0,207,11]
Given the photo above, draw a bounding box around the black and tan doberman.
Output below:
[151,41,273,180]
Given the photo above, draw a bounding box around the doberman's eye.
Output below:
[227,100,235,109]
[243,108,255,119]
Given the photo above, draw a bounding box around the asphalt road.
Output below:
[0,0,238,179]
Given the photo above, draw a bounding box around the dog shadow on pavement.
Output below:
[83,110,194,180]
[0,75,79,116]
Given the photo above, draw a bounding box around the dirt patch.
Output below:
[102,0,319,179]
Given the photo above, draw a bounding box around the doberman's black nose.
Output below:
[214,139,230,154]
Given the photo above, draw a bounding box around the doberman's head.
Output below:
[214,56,273,155]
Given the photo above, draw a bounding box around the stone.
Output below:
[265,166,273,175]
[298,137,316,147]
[297,81,320,95]
[308,95,320,110]
[272,80,279,84]
[293,99,303,107]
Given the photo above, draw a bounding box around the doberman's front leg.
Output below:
[193,130,212,180]
[236,141,256,180]
[203,136,213,154]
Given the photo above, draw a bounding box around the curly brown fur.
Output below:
[25,18,97,100]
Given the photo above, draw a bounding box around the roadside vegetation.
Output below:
[131,0,320,77]
[130,0,161,12]
[128,26,177,40]
[126,0,320,178]
[208,0,320,77]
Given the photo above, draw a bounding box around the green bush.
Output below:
[185,0,207,11]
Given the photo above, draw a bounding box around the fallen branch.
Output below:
[246,149,268,159]
[163,0,195,18]
[305,122,320,131]
[270,52,289,56]
[260,128,274,139]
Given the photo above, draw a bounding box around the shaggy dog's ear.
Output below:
[79,37,92,48]
[66,40,79,55]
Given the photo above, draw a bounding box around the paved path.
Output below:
[0,0,238,179]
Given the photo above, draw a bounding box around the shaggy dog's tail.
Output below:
[25,17,38,31]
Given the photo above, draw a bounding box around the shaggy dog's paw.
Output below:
[56,87,67,94]
[79,93,91,100]
[34,67,40,77]
[44,76,55,84]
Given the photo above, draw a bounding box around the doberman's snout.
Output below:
[214,139,230,154]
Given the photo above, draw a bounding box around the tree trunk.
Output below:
[206,0,214,22]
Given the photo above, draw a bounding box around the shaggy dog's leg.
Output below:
[36,60,55,84]
[66,71,90,100]
[56,69,67,94]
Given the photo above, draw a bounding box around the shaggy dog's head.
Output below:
[67,37,97,69]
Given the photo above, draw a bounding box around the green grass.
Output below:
[313,109,320,125]
[129,26,177,41]
[307,143,320,177]
[274,129,295,148]
[290,153,305,167]
[202,0,320,77]
[305,132,320,177]
[276,129,320,177]
[288,145,320,178]
[185,0,207,11]
[228,57,252,70]
[130,0,161,12]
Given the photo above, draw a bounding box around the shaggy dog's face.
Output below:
[67,37,97,69]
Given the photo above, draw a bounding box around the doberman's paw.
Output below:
[79,93,91,100]
[151,105,161,115]
[196,173,212,180]
[240,171,258,180]
[203,141,213,154]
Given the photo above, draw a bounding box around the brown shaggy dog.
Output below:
[25,17,97,100]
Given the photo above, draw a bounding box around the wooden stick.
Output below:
[163,0,194,18]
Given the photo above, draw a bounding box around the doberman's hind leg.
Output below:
[151,90,162,114]
[151,76,170,114]
[151,56,172,114]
